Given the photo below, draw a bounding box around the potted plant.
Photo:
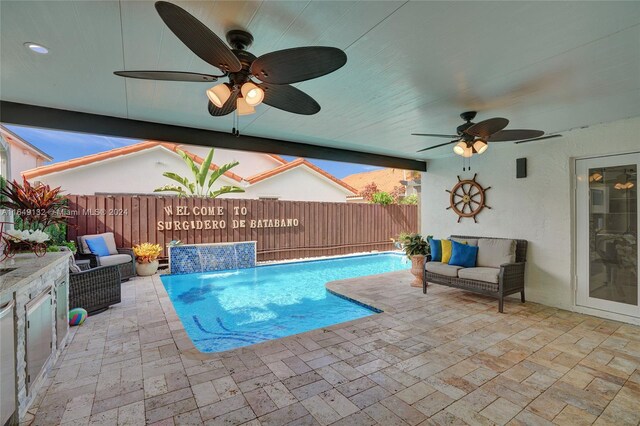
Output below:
[394,233,430,287]
[133,243,162,276]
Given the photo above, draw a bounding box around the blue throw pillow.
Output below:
[85,237,110,257]
[449,240,478,268]
[428,237,441,262]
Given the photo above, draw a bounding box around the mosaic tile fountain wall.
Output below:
[169,242,256,274]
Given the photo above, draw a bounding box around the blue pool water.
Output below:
[161,253,409,353]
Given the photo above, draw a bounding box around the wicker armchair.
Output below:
[76,233,136,281]
[69,265,121,315]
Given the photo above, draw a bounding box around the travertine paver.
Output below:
[27,270,640,425]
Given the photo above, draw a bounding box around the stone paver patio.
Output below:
[28,270,640,425]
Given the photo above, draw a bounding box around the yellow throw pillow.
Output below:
[441,240,452,263]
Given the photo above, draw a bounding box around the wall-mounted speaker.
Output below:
[516,158,527,178]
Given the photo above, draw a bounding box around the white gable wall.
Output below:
[32,146,238,195]
[180,145,283,178]
[9,143,43,179]
[421,116,640,324]
[250,166,352,202]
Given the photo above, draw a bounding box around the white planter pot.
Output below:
[136,260,159,276]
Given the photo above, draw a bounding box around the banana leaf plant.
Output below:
[154,148,245,198]
[0,177,70,230]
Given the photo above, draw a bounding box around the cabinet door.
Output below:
[26,290,53,393]
[0,300,16,425]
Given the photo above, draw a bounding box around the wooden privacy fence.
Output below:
[66,195,418,261]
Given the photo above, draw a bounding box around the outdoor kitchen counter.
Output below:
[0,252,70,424]
[0,252,70,294]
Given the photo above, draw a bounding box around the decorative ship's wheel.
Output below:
[446,174,491,223]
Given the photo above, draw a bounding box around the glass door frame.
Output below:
[576,153,639,318]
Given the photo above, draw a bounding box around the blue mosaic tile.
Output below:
[235,242,256,268]
[169,242,257,274]
[170,246,200,275]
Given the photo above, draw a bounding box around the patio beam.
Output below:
[0,101,427,171]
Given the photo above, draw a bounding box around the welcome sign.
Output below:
[156,205,300,231]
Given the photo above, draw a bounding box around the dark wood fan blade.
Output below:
[466,117,509,139]
[417,140,458,152]
[260,83,320,115]
[114,71,219,82]
[514,134,562,144]
[207,90,238,116]
[251,47,347,84]
[155,1,241,73]
[411,133,458,138]
[489,129,544,142]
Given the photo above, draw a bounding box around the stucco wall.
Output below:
[421,116,640,320]
[9,143,41,178]
[250,167,351,202]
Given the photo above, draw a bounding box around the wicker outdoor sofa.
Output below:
[423,235,527,313]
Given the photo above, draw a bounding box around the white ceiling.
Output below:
[1,1,639,161]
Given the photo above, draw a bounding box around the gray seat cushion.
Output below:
[98,254,133,267]
[477,238,516,268]
[458,267,500,284]
[79,232,118,255]
[425,261,463,277]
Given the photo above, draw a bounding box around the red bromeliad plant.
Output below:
[0,177,70,230]
[359,182,379,202]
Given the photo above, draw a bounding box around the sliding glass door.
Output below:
[576,153,639,317]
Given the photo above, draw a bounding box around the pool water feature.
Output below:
[161,253,410,353]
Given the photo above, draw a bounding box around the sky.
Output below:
[6,125,381,179]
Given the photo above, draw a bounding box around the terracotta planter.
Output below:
[410,255,425,288]
[136,260,159,276]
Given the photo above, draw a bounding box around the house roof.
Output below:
[22,141,243,182]
[247,158,358,194]
[342,168,415,194]
[0,124,53,161]
[267,154,288,165]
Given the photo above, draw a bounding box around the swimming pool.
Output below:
[161,253,409,352]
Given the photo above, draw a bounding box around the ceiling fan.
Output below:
[413,111,561,157]
[114,1,347,134]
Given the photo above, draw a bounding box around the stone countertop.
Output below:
[0,252,70,294]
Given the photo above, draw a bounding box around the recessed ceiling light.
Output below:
[24,42,49,54]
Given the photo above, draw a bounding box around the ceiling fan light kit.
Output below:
[236,97,255,116]
[453,141,466,156]
[114,1,347,135]
[206,83,231,108]
[473,139,488,154]
[240,82,264,107]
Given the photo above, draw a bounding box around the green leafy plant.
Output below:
[154,148,245,198]
[0,175,6,202]
[0,177,69,230]
[400,194,419,205]
[371,191,394,205]
[393,233,430,258]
